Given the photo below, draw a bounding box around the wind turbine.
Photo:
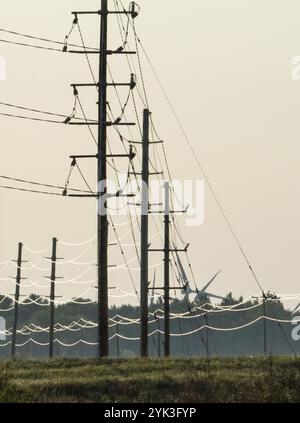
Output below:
[150,269,157,306]
[173,246,225,302]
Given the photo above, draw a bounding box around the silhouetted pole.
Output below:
[156,314,161,358]
[263,296,267,355]
[204,313,210,358]
[11,242,23,358]
[49,238,57,359]
[140,109,150,357]
[68,1,139,359]
[164,182,170,357]
[98,0,109,358]
[116,323,120,358]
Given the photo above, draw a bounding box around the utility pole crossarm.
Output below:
[68,121,136,126]
[71,3,139,18]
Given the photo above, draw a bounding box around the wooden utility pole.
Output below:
[140,109,150,357]
[11,242,23,358]
[116,323,120,358]
[49,237,57,359]
[263,296,267,355]
[98,0,109,358]
[68,1,138,358]
[154,312,161,358]
[164,182,170,357]
[204,313,210,358]
[46,237,63,359]
[253,294,267,355]
[149,185,188,358]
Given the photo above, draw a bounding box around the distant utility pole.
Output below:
[163,182,170,357]
[47,238,63,359]
[116,322,120,358]
[49,238,57,359]
[263,295,267,356]
[253,294,267,356]
[204,313,210,358]
[140,109,150,357]
[67,1,139,358]
[154,312,161,358]
[149,184,189,358]
[11,242,25,358]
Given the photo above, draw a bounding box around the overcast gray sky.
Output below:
[0,0,299,308]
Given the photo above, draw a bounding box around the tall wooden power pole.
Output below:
[98,0,109,358]
[140,109,150,357]
[11,242,23,358]
[68,1,139,358]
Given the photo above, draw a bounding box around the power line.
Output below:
[130,16,265,296]
[0,101,95,122]
[0,27,96,50]
[75,162,94,194]
[0,175,92,194]
[77,22,98,86]
[0,112,63,124]
[0,184,63,197]
[0,38,63,52]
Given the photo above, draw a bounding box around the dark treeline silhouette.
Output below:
[0,292,299,359]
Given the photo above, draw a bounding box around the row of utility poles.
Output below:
[9,238,62,358]
[7,238,270,359]
[64,0,187,359]
[3,0,188,360]
[139,110,188,358]
[3,1,272,361]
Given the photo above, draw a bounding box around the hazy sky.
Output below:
[0,0,300,308]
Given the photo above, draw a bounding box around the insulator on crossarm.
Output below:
[130,2,139,19]
[130,74,136,90]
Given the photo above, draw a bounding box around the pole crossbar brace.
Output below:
[149,208,188,215]
[68,50,136,55]
[71,10,138,17]
[150,287,184,291]
[68,122,136,126]
[72,74,136,90]
[130,140,164,145]
[70,150,136,160]
[129,172,163,176]
[149,244,190,253]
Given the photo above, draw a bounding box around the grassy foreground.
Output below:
[0,357,300,403]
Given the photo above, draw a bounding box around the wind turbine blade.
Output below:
[201,270,222,293]
[292,302,300,314]
[184,284,192,295]
[151,270,156,305]
[175,251,189,285]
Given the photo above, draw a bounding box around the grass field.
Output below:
[0,357,300,403]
